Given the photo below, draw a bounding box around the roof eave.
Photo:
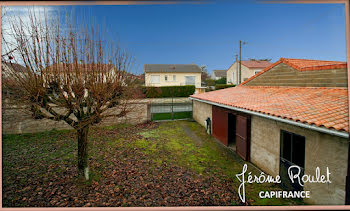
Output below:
[189,97,349,139]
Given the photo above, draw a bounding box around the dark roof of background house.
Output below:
[191,86,348,132]
[144,64,202,73]
[241,58,347,86]
[213,70,226,77]
[241,60,272,68]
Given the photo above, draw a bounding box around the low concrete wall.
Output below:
[251,115,348,205]
[192,100,212,130]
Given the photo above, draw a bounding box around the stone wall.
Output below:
[244,63,347,87]
[250,115,348,205]
[2,100,149,134]
[250,116,280,177]
[2,97,191,134]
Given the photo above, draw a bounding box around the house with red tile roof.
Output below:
[226,60,272,85]
[42,63,132,86]
[190,58,348,205]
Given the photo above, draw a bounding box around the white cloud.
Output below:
[1,6,60,62]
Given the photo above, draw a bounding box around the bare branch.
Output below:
[3,7,137,130]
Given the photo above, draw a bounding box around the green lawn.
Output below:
[134,121,304,206]
[2,121,304,207]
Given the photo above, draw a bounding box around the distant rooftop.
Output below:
[277,58,347,71]
[212,69,226,77]
[144,64,202,73]
[44,63,115,73]
[241,60,272,68]
[2,62,27,73]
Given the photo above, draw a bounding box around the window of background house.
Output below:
[165,75,168,81]
[151,75,160,84]
[280,130,305,168]
[173,75,176,81]
[185,76,195,85]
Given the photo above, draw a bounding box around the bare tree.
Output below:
[200,65,210,82]
[1,7,18,61]
[4,9,136,180]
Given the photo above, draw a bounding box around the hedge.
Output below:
[143,85,196,98]
[215,84,236,90]
[215,77,226,84]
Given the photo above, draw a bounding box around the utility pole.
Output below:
[239,40,242,84]
[239,40,247,84]
[235,54,238,85]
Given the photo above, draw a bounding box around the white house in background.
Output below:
[211,69,226,80]
[226,60,272,85]
[144,64,204,93]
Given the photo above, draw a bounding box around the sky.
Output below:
[2,1,347,75]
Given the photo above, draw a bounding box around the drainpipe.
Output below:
[345,0,350,205]
[346,135,350,204]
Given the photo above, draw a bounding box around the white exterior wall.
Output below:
[211,72,216,80]
[211,72,224,80]
[145,72,201,88]
[226,62,264,85]
[241,67,264,82]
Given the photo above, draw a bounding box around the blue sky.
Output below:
[4,1,347,75]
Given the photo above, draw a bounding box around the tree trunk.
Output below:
[77,126,89,180]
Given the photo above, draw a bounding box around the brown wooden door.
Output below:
[236,115,249,160]
[212,106,228,145]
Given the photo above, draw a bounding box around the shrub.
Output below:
[205,79,215,86]
[143,85,196,98]
[215,84,236,90]
[215,77,226,84]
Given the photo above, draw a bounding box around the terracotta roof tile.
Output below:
[241,60,272,68]
[2,62,27,73]
[43,63,116,75]
[281,58,347,71]
[191,86,348,132]
[240,58,347,86]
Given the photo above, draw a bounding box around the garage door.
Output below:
[212,105,250,161]
[236,115,250,161]
[212,106,228,145]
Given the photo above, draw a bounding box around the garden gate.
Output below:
[150,102,193,121]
